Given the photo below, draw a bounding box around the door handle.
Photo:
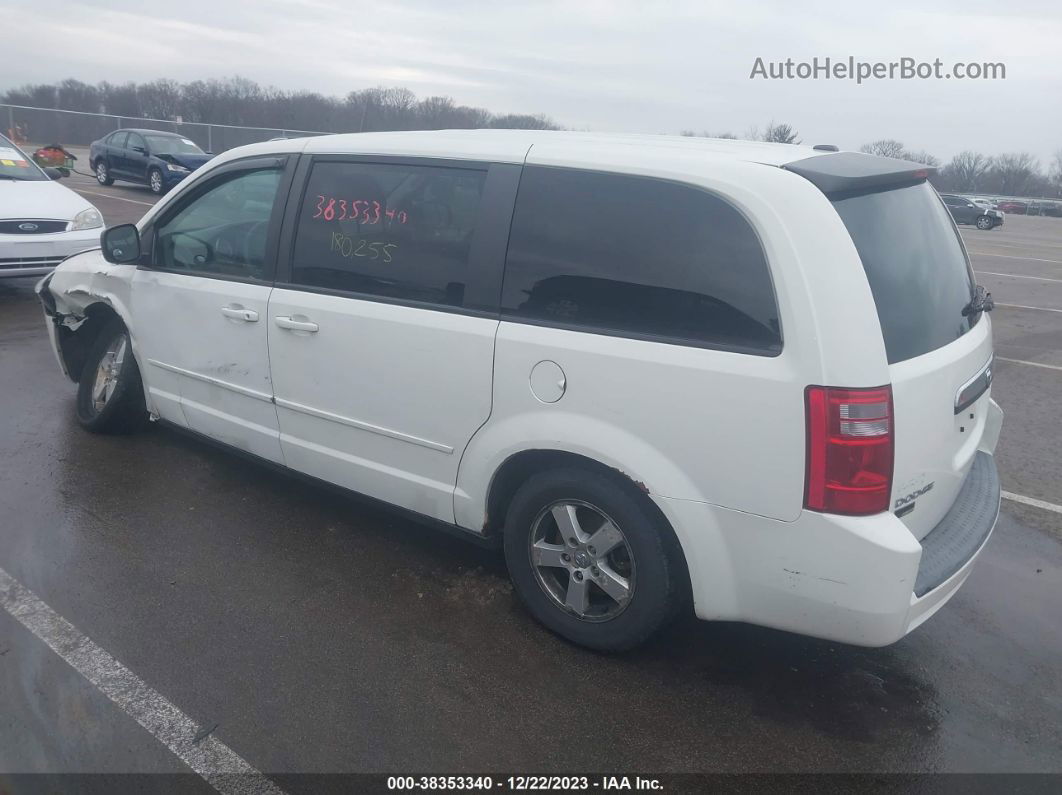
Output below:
[221,306,259,322]
[274,316,319,333]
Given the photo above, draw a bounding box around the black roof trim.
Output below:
[783,151,935,194]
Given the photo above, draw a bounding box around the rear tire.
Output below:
[503,467,683,652]
[76,320,147,434]
[95,160,114,186]
[148,168,165,195]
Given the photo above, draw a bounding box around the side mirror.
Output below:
[101,224,142,264]
[44,167,64,180]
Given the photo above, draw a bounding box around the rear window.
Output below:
[831,182,977,364]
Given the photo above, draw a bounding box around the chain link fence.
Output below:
[3,103,328,155]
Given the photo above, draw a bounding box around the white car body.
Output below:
[38,131,1003,647]
[0,138,104,278]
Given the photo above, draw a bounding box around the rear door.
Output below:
[831,181,993,538]
[267,156,520,523]
[131,155,293,463]
[103,131,127,172]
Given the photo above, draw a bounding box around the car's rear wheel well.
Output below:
[484,449,692,601]
[58,303,124,384]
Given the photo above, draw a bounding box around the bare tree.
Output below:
[488,113,557,130]
[762,121,800,144]
[56,79,101,113]
[1050,149,1062,197]
[987,153,1039,196]
[904,150,940,167]
[941,151,990,192]
[860,139,907,159]
[137,79,182,120]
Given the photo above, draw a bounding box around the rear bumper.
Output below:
[0,229,101,278]
[655,403,1003,646]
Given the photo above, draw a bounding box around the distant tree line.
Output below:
[682,126,1061,199]
[5,81,1059,198]
[1,77,560,133]
[681,120,799,144]
[859,139,1062,198]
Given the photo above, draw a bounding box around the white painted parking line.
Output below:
[1002,491,1062,515]
[977,271,1062,284]
[997,356,1062,371]
[69,187,156,207]
[0,565,286,795]
[966,251,1062,264]
[995,302,1062,314]
[962,237,1062,251]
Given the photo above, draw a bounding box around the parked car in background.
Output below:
[90,129,213,195]
[940,194,1004,229]
[38,132,1002,651]
[970,197,998,211]
[0,133,103,279]
[1026,200,1062,218]
[996,200,1027,214]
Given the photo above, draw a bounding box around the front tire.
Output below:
[976,215,993,230]
[503,467,683,652]
[95,160,114,186]
[76,321,147,433]
[148,168,165,195]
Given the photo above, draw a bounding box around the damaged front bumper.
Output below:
[36,272,74,380]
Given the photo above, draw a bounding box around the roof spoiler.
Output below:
[783,151,935,195]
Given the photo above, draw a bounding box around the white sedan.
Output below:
[0,135,104,278]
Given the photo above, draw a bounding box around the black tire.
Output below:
[975,215,993,230]
[76,320,147,433]
[95,159,114,186]
[148,167,165,195]
[503,467,683,652]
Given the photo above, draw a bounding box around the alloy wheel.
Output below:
[91,333,128,413]
[528,500,636,622]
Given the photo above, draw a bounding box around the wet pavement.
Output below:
[1,206,1062,779]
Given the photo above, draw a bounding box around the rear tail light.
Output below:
[804,385,894,515]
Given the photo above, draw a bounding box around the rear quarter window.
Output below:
[831,182,977,364]
[501,166,782,354]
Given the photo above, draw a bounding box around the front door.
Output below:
[267,157,518,523]
[131,156,291,464]
[120,132,149,180]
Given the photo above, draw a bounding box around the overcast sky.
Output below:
[4,0,1060,164]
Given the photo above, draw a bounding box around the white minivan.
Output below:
[37,131,1003,651]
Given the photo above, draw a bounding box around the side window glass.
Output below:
[501,166,782,353]
[153,168,282,280]
[127,133,145,152]
[290,161,486,308]
[110,131,128,149]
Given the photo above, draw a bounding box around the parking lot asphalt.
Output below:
[1,187,1061,783]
